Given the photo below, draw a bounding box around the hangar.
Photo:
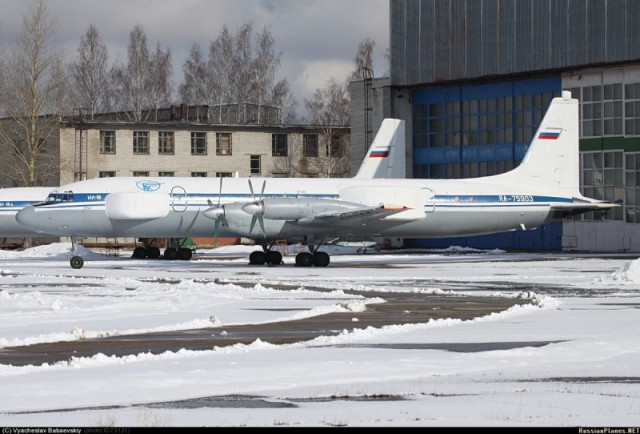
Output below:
[352,0,640,252]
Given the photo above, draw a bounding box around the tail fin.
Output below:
[496,91,580,196]
[354,119,406,179]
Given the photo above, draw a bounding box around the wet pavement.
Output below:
[0,291,528,367]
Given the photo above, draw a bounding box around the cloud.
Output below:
[0,0,389,109]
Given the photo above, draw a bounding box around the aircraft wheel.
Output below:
[164,247,178,260]
[70,255,84,269]
[295,252,314,267]
[266,250,282,265]
[249,250,267,265]
[177,248,193,260]
[146,247,161,259]
[132,247,147,259]
[313,252,330,267]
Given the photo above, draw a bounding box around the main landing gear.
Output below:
[247,243,329,267]
[132,238,193,261]
[131,246,193,261]
[248,244,283,266]
[294,244,330,267]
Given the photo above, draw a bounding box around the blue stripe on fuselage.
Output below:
[31,192,572,211]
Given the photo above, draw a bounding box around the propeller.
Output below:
[203,177,227,247]
[246,179,267,238]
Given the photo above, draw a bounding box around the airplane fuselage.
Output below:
[16,176,564,242]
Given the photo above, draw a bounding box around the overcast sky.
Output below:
[0,0,389,111]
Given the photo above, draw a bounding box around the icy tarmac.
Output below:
[1,243,639,427]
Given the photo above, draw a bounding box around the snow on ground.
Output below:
[1,243,640,427]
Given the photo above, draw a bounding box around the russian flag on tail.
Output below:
[538,130,561,140]
[369,149,390,158]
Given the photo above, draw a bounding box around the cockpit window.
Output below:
[44,191,75,203]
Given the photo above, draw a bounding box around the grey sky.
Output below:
[0,0,389,109]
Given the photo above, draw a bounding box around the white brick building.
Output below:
[59,111,350,185]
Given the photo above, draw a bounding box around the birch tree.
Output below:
[72,24,109,118]
[149,42,172,120]
[303,77,351,177]
[179,43,207,105]
[0,0,68,188]
[179,23,296,124]
[110,25,172,121]
[350,37,375,82]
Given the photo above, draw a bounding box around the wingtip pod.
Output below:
[354,118,406,179]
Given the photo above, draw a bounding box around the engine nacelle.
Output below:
[253,198,364,221]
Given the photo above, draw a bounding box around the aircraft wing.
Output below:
[294,205,410,227]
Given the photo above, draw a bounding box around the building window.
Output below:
[216,133,232,155]
[133,171,149,177]
[100,131,116,154]
[582,84,623,137]
[329,134,342,157]
[272,134,288,156]
[99,171,116,178]
[158,171,174,177]
[603,84,623,136]
[217,172,233,178]
[624,153,640,223]
[581,151,623,221]
[250,155,261,175]
[191,172,207,177]
[133,131,149,154]
[191,132,207,155]
[413,89,557,179]
[303,134,318,157]
[159,131,175,155]
[625,83,640,136]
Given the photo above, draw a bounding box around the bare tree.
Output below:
[252,26,281,123]
[233,23,253,121]
[208,26,235,121]
[0,0,68,188]
[350,37,375,82]
[72,24,109,118]
[109,25,172,121]
[304,77,351,177]
[149,42,172,121]
[181,23,296,124]
[179,43,207,105]
[271,79,298,124]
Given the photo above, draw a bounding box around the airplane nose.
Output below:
[15,206,45,233]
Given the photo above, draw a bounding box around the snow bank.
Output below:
[601,258,640,282]
[0,243,100,259]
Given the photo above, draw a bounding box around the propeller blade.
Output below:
[258,214,266,237]
[213,219,220,247]
[248,179,255,201]
[249,214,257,233]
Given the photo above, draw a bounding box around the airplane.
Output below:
[15,118,407,268]
[0,187,54,237]
[16,91,616,269]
